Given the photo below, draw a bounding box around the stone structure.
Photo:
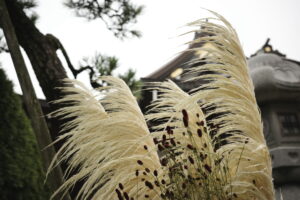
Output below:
[140,36,300,199]
[248,39,300,199]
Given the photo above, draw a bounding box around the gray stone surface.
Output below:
[248,53,300,103]
[275,184,300,200]
[249,48,300,200]
[271,147,300,168]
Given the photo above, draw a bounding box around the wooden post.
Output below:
[0,0,70,199]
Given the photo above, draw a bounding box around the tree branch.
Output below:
[65,0,143,39]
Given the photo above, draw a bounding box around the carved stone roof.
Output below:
[248,39,300,103]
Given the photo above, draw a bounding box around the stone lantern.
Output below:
[248,39,300,199]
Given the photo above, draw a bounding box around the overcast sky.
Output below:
[1,0,300,98]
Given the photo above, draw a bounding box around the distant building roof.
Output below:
[142,29,212,81]
[248,39,300,103]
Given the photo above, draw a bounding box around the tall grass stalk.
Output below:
[48,11,275,200]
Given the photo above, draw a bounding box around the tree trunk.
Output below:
[4,0,68,142]
[2,1,86,198]
[0,0,71,199]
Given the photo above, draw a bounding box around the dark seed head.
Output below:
[187,144,194,150]
[166,190,174,198]
[182,109,188,118]
[161,158,168,166]
[123,192,129,200]
[145,168,150,173]
[166,126,173,135]
[197,129,202,137]
[137,160,143,165]
[170,138,176,146]
[144,145,148,150]
[153,170,158,176]
[184,193,189,198]
[188,156,195,164]
[158,144,164,151]
[213,146,217,152]
[119,183,124,190]
[115,189,123,200]
[199,121,204,126]
[182,109,189,127]
[163,142,170,148]
[162,134,167,142]
[200,153,204,161]
[215,158,222,165]
[204,164,212,173]
[145,181,154,190]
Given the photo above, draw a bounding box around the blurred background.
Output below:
[1,0,300,99]
[1,0,300,199]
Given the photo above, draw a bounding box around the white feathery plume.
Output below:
[48,78,162,200]
[187,11,274,199]
[49,11,275,200]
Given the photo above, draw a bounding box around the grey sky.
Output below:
[1,0,300,98]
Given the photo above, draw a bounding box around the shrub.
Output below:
[0,68,50,199]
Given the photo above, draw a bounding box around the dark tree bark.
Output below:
[0,0,71,199]
[2,1,90,198]
[4,0,68,142]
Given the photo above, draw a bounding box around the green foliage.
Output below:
[17,0,37,10]
[65,0,143,39]
[16,0,39,23]
[118,68,142,99]
[81,53,118,76]
[80,52,142,99]
[0,0,38,53]
[18,0,39,23]
[0,34,8,53]
[0,68,49,200]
